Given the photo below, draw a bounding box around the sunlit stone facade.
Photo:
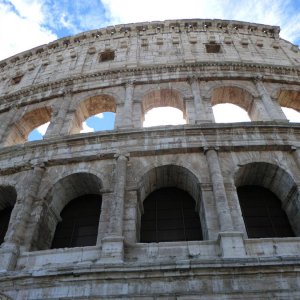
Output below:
[0,19,300,299]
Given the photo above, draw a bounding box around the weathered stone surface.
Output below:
[0,18,300,299]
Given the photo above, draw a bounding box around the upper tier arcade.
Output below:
[0,19,299,97]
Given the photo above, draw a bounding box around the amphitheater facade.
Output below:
[0,18,300,299]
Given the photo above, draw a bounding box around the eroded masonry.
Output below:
[0,18,300,299]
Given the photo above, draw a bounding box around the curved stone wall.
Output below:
[0,18,300,299]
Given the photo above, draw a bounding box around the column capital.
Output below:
[203,146,219,154]
[124,80,135,88]
[187,75,200,84]
[253,75,264,83]
[114,151,130,161]
[29,160,47,170]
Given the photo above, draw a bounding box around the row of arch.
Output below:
[0,161,299,250]
[4,85,300,146]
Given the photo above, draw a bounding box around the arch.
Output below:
[70,94,116,134]
[5,106,52,146]
[141,187,203,243]
[138,164,201,204]
[51,194,102,249]
[141,89,186,125]
[277,89,300,111]
[0,185,17,245]
[37,172,103,249]
[277,89,300,122]
[138,165,204,242]
[237,185,294,238]
[46,172,103,215]
[211,85,253,112]
[234,162,299,237]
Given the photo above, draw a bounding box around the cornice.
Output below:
[0,19,282,67]
[0,61,299,111]
[0,122,298,175]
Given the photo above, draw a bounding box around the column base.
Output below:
[218,232,246,258]
[0,243,20,272]
[98,236,124,264]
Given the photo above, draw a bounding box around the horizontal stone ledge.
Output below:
[1,61,299,108]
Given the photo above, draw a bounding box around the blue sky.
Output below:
[1,0,300,140]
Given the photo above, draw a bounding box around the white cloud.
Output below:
[80,121,95,133]
[101,0,300,44]
[143,107,186,127]
[36,121,50,135]
[94,113,104,119]
[0,1,56,60]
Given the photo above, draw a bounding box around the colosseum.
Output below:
[0,18,300,299]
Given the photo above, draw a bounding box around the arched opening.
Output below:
[213,103,251,123]
[142,89,187,127]
[37,172,103,250]
[278,89,300,122]
[0,186,17,245]
[211,86,253,122]
[237,185,294,238]
[235,162,299,238]
[281,107,300,122]
[28,121,50,141]
[5,107,52,146]
[70,95,116,134]
[138,165,204,242]
[51,194,102,249]
[141,187,203,242]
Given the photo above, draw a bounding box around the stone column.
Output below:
[119,82,134,128]
[189,77,214,123]
[204,148,246,258]
[44,88,73,138]
[249,97,271,121]
[0,163,45,271]
[100,152,129,263]
[254,77,287,122]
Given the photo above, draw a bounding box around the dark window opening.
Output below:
[51,194,102,249]
[237,185,294,238]
[0,206,13,245]
[99,50,115,62]
[140,187,203,243]
[205,43,221,53]
[11,75,23,85]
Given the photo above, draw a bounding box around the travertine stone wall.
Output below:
[0,19,300,299]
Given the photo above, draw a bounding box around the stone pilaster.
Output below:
[254,77,287,122]
[0,163,45,271]
[204,148,246,258]
[44,88,73,138]
[100,152,129,263]
[119,82,134,128]
[189,76,214,123]
[0,105,18,146]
